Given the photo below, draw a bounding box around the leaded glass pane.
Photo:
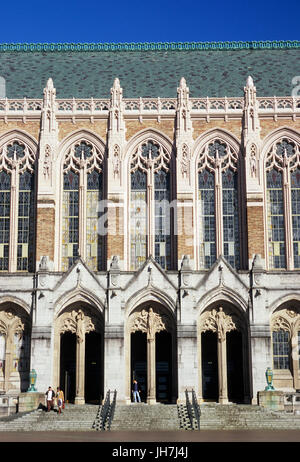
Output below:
[86,170,104,271]
[154,169,171,270]
[0,171,10,271]
[7,142,25,159]
[17,171,34,271]
[62,171,79,271]
[222,169,240,269]
[267,169,286,269]
[208,140,227,158]
[141,141,160,160]
[130,169,147,270]
[198,169,216,269]
[272,330,290,369]
[291,169,300,268]
[74,142,93,160]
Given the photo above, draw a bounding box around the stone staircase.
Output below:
[1,401,300,432]
[110,403,181,431]
[0,404,99,432]
[194,403,300,430]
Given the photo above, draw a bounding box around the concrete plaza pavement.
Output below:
[0,429,300,442]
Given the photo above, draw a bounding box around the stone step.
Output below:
[0,404,100,432]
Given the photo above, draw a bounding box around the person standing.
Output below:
[45,386,55,412]
[56,387,65,415]
[132,379,141,403]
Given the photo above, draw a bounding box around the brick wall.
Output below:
[36,205,55,262]
[177,201,194,261]
[247,205,265,259]
[106,199,124,262]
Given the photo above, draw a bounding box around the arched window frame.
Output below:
[59,134,105,272]
[194,132,242,270]
[126,133,174,271]
[0,133,36,272]
[271,307,300,389]
[264,133,300,270]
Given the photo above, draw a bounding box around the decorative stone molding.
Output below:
[271,308,300,336]
[200,307,237,342]
[108,78,126,188]
[0,307,30,392]
[176,78,193,188]
[38,78,58,194]
[243,76,262,193]
[130,139,171,174]
[129,307,171,339]
[59,308,99,337]
[63,139,104,174]
[0,139,35,174]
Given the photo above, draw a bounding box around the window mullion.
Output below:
[79,166,86,262]
[283,167,294,270]
[215,164,223,258]
[147,165,155,259]
[9,167,18,272]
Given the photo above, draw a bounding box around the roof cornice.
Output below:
[0,40,299,52]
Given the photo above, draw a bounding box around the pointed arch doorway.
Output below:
[198,305,250,404]
[127,304,177,404]
[54,304,104,404]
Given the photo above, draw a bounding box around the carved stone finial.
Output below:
[246,75,254,87]
[113,77,121,89]
[46,77,54,89]
[179,77,187,88]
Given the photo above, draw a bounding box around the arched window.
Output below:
[0,139,35,272]
[271,307,300,389]
[197,138,240,269]
[265,137,300,269]
[62,140,105,271]
[130,140,172,270]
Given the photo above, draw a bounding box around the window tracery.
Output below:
[271,308,300,377]
[62,140,104,271]
[197,138,240,269]
[130,139,172,270]
[0,139,35,272]
[265,137,300,269]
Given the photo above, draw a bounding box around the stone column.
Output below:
[130,307,168,405]
[147,335,156,404]
[217,331,229,404]
[200,307,236,404]
[75,310,85,405]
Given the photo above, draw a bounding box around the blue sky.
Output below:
[0,0,299,43]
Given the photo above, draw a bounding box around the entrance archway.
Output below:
[201,331,218,401]
[198,304,249,404]
[227,330,244,403]
[0,303,31,393]
[55,304,104,404]
[127,303,176,404]
[131,331,147,402]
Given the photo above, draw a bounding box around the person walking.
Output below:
[132,379,141,403]
[45,386,55,412]
[56,387,65,415]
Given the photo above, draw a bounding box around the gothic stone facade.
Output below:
[0,42,299,405]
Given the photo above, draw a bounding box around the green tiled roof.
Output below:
[0,41,299,98]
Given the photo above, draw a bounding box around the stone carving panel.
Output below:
[200,307,237,342]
